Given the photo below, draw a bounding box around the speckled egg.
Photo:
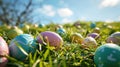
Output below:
[71,33,84,44]
[7,27,23,39]
[36,31,63,50]
[56,28,66,36]
[94,43,120,67]
[83,37,97,47]
[90,22,96,29]
[0,37,9,67]
[9,34,38,61]
[106,32,120,45]
[87,33,100,39]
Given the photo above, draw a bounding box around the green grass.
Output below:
[1,22,120,67]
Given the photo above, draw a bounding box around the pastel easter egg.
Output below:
[94,43,120,67]
[33,24,38,28]
[39,23,45,28]
[71,33,84,44]
[9,34,38,61]
[90,22,96,29]
[92,27,100,34]
[87,33,100,39]
[55,25,63,31]
[7,27,23,39]
[73,21,81,28]
[0,37,9,67]
[36,31,63,50]
[106,32,120,45]
[83,37,97,48]
[56,28,66,36]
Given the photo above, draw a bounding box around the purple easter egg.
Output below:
[36,31,63,50]
[87,33,100,39]
[106,32,120,45]
[0,37,9,67]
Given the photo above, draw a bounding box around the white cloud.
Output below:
[38,5,56,17]
[118,16,120,21]
[105,19,113,23]
[61,18,72,23]
[99,0,120,8]
[57,8,73,17]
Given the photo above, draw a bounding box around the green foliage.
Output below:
[1,22,120,67]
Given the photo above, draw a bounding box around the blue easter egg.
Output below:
[90,22,96,28]
[94,43,120,67]
[39,23,45,28]
[9,34,38,61]
[56,28,66,35]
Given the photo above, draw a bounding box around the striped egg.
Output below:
[9,34,38,61]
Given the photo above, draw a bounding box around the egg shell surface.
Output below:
[87,33,99,39]
[0,37,9,67]
[71,33,84,44]
[90,22,96,28]
[39,23,45,28]
[94,43,120,67]
[57,28,66,35]
[9,34,37,61]
[106,32,120,45]
[93,27,100,33]
[36,31,63,49]
[83,37,97,47]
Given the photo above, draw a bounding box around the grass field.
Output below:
[0,22,120,67]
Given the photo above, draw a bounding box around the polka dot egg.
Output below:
[94,43,120,67]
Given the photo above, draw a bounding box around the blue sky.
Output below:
[34,0,120,24]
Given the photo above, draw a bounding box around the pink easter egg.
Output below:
[0,37,9,67]
[36,31,63,50]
